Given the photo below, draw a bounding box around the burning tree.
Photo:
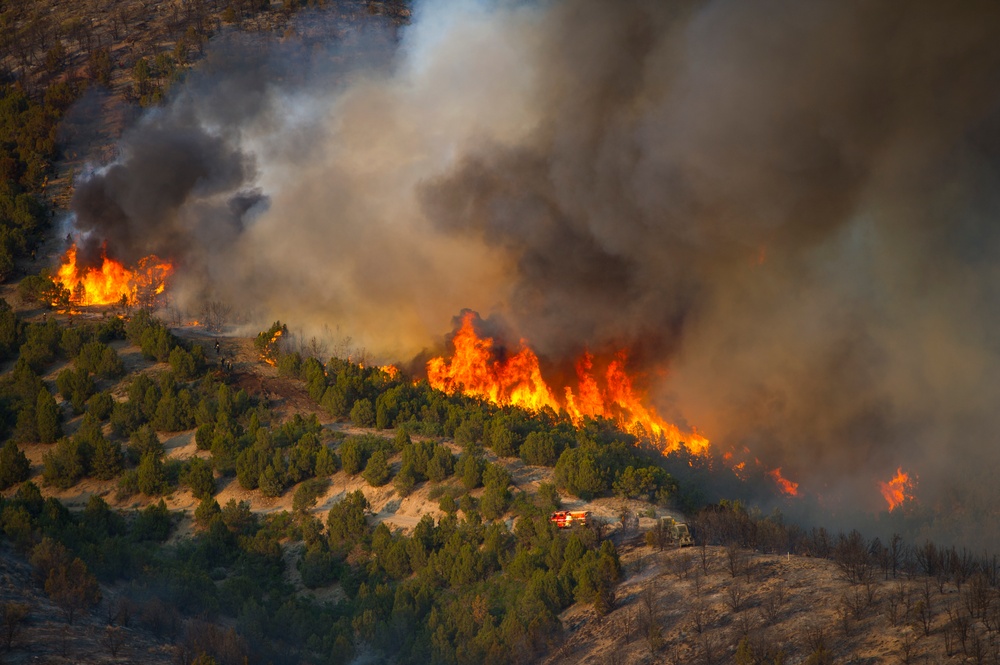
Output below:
[53,243,173,309]
[426,311,711,456]
[255,321,287,365]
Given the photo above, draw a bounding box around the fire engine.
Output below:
[550,510,591,528]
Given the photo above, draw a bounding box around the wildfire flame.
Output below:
[426,311,710,455]
[769,467,799,497]
[879,467,916,512]
[55,243,173,307]
[260,329,284,366]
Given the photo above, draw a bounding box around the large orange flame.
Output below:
[879,467,916,512]
[427,311,710,455]
[55,243,173,307]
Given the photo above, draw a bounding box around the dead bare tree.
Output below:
[698,632,718,665]
[726,580,748,613]
[102,625,127,658]
[1,602,29,651]
[691,599,707,635]
[836,597,852,637]
[886,583,903,626]
[899,630,918,665]
[200,300,232,333]
[725,541,748,578]
[637,581,663,654]
[668,551,693,580]
[760,583,786,625]
[964,572,993,620]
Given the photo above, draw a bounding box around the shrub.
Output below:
[0,441,30,489]
[35,388,61,443]
[293,478,330,513]
[439,494,457,514]
[85,391,115,421]
[181,457,215,499]
[456,452,485,490]
[298,543,338,588]
[349,399,375,428]
[127,425,162,464]
[76,341,124,378]
[56,367,94,415]
[362,450,390,487]
[194,496,222,527]
[314,446,339,476]
[393,463,417,497]
[136,452,168,496]
[426,446,455,482]
[89,438,124,480]
[520,431,561,467]
[42,438,89,489]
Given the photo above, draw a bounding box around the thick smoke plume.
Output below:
[70,0,1000,546]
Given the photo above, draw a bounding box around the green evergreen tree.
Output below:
[362,450,390,487]
[350,398,375,427]
[89,438,123,480]
[457,452,485,490]
[35,388,61,443]
[315,446,339,476]
[194,496,222,527]
[426,445,454,482]
[127,424,162,463]
[13,402,38,443]
[326,490,370,544]
[41,438,87,489]
[0,441,30,489]
[340,437,366,475]
[180,456,215,499]
[393,462,417,496]
[259,464,285,497]
[136,451,167,495]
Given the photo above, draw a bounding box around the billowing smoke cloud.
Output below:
[70,0,1000,545]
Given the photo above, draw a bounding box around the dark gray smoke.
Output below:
[69,0,1000,546]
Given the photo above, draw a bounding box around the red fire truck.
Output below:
[549,510,591,528]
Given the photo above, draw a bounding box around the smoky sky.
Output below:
[68,0,1000,545]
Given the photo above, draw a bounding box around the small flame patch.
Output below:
[879,467,916,512]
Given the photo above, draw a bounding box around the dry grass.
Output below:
[544,543,985,664]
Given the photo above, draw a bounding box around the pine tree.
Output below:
[136,452,167,495]
[90,438,124,480]
[315,446,339,476]
[36,388,61,443]
[13,402,37,443]
[258,464,284,497]
[362,450,390,487]
[0,441,30,489]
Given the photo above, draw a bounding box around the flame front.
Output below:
[427,312,709,455]
[769,467,799,496]
[879,467,916,512]
[426,313,559,413]
[55,244,173,307]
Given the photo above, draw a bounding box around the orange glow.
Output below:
[769,467,799,496]
[260,328,283,366]
[426,313,559,413]
[380,364,400,380]
[55,243,173,307]
[426,312,709,455]
[879,467,916,512]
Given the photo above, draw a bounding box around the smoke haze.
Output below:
[69,0,1000,545]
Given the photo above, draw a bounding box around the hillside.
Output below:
[0,309,995,664]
